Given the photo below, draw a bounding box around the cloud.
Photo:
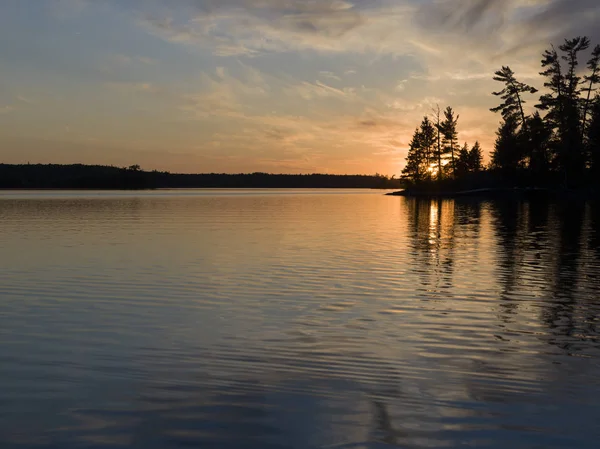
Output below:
[137,1,412,57]
[319,71,342,81]
[286,80,353,100]
[17,96,33,104]
[415,0,508,35]
[179,65,270,119]
[415,0,600,54]
[394,79,408,92]
[127,0,600,112]
[136,0,599,58]
[517,0,600,36]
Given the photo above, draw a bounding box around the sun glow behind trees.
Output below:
[402,109,481,183]
[427,160,450,178]
[402,35,600,189]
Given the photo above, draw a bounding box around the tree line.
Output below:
[0,164,403,189]
[403,36,600,190]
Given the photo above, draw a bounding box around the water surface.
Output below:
[1,190,599,448]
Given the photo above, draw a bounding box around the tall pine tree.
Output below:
[440,107,459,177]
[581,45,600,142]
[526,112,552,176]
[456,143,470,178]
[588,97,600,181]
[537,37,589,183]
[491,66,538,128]
[419,116,437,172]
[468,142,483,172]
[561,37,589,180]
[537,46,565,134]
[491,115,521,173]
[432,105,445,180]
[402,127,425,182]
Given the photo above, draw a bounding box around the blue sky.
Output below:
[1,0,599,174]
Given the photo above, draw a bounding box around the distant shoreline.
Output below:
[0,164,402,190]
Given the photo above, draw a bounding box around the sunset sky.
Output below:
[1,0,599,174]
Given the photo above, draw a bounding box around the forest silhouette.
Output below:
[400,36,600,195]
[0,164,402,189]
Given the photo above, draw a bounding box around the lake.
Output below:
[1,190,599,449]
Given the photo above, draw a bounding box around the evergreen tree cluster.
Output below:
[402,107,482,182]
[490,36,600,187]
[403,36,600,190]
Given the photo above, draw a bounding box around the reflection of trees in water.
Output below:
[588,201,600,257]
[406,198,456,295]
[490,199,600,353]
[582,201,600,340]
[490,200,531,322]
[406,198,484,297]
[454,200,482,240]
[542,201,585,351]
[371,399,412,446]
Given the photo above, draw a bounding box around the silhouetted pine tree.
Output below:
[562,37,589,180]
[526,112,552,176]
[456,143,471,178]
[468,141,483,172]
[563,37,589,99]
[419,116,437,174]
[491,115,521,173]
[538,46,564,129]
[440,106,459,177]
[491,66,538,128]
[581,45,600,142]
[588,97,600,181]
[432,105,445,180]
[490,66,538,179]
[538,37,589,184]
[402,127,425,182]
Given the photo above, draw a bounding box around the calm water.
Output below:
[1,189,600,449]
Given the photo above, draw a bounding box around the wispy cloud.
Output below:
[286,80,353,100]
[137,0,600,59]
[319,71,342,81]
[178,65,270,119]
[17,96,33,104]
[137,1,413,57]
